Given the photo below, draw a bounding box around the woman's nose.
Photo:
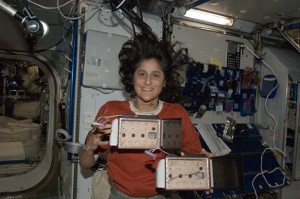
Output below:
[145,75,151,85]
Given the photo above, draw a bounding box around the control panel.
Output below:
[225,40,243,69]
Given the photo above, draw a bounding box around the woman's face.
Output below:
[133,58,165,104]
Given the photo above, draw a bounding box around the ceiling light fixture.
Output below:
[184,9,234,26]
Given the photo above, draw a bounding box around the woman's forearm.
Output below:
[79,147,96,169]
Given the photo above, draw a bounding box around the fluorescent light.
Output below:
[184,9,234,26]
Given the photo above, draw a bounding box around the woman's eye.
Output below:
[138,72,145,77]
[152,73,160,78]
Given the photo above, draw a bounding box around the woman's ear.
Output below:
[163,81,166,87]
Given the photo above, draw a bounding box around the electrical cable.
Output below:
[136,0,143,20]
[129,9,151,33]
[110,0,152,34]
[90,86,115,94]
[56,0,88,20]
[115,9,137,35]
[28,0,101,20]
[116,0,127,9]
[242,44,286,199]
[27,0,74,10]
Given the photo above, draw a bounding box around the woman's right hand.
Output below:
[85,119,112,152]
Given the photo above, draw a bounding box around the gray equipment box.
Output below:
[82,30,129,89]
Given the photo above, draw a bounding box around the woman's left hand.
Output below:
[201,148,213,158]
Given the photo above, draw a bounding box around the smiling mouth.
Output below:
[142,87,153,91]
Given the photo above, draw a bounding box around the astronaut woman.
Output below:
[79,32,209,199]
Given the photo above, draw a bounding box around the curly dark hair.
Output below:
[119,32,188,103]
